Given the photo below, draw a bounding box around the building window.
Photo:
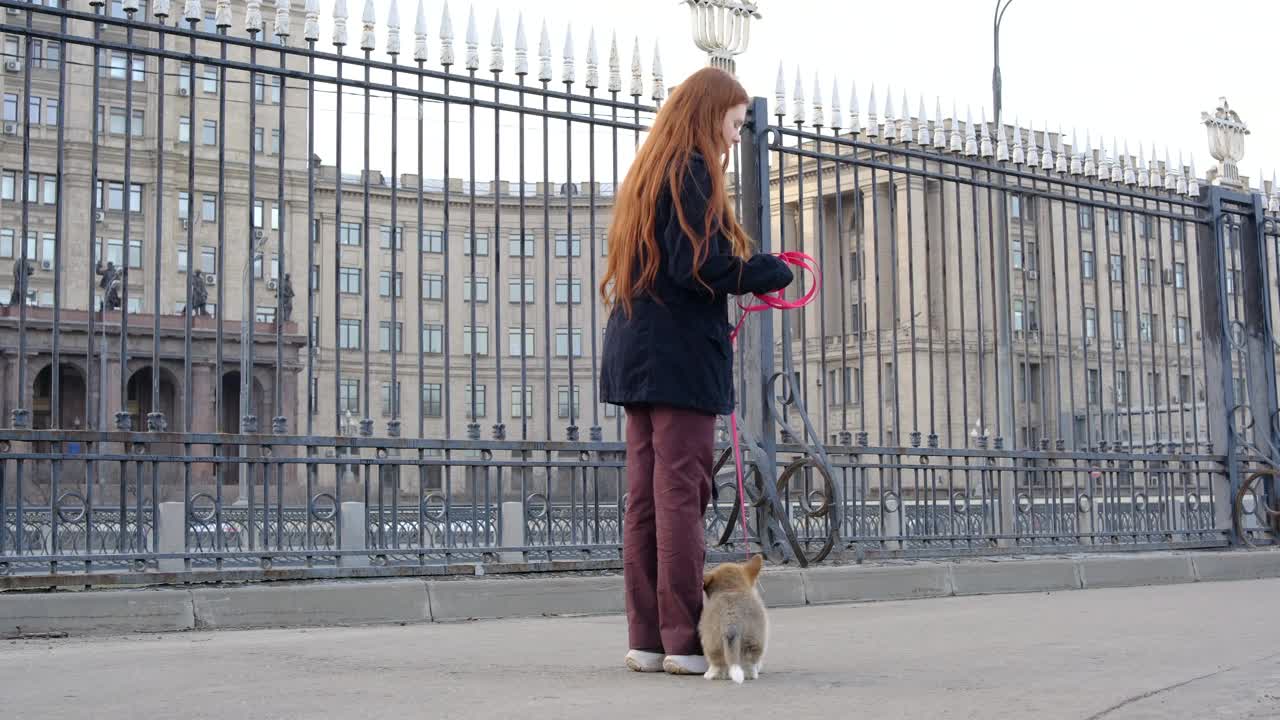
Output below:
[421,274,444,300]
[1087,369,1101,405]
[421,383,443,417]
[0,229,11,258]
[463,325,489,356]
[555,328,584,357]
[255,306,276,324]
[253,127,264,153]
[379,225,404,250]
[381,381,401,417]
[1115,370,1129,405]
[463,277,489,303]
[1178,374,1192,405]
[463,231,489,256]
[508,278,535,304]
[178,116,190,143]
[508,234,535,258]
[338,319,361,349]
[1081,250,1095,280]
[1109,254,1124,283]
[464,385,487,419]
[1112,310,1125,342]
[379,271,404,298]
[340,222,362,246]
[555,232,582,258]
[422,229,443,253]
[1139,258,1155,286]
[511,386,533,419]
[271,129,280,155]
[202,65,218,93]
[339,267,361,294]
[201,194,217,222]
[1010,194,1034,222]
[177,191,190,221]
[1107,210,1122,234]
[1139,216,1154,238]
[555,279,583,304]
[0,171,12,201]
[201,119,217,145]
[1171,222,1186,244]
[508,328,535,357]
[557,386,581,419]
[421,324,443,354]
[339,378,360,413]
[1084,307,1097,339]
[379,321,404,352]
[1176,316,1189,346]
[177,246,189,273]
[1140,313,1156,343]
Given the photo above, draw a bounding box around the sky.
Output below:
[304,0,1280,191]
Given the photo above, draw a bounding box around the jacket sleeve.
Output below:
[661,158,795,297]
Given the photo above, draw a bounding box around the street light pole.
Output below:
[992,0,1013,131]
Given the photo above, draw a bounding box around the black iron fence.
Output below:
[0,0,1276,584]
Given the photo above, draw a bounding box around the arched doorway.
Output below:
[32,363,87,430]
[219,370,267,494]
[125,366,182,432]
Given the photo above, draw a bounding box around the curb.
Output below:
[3,549,1279,638]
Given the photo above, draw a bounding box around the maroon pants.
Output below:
[623,404,715,656]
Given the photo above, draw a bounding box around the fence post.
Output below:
[339,501,369,567]
[500,500,526,564]
[157,501,185,573]
[739,96,779,549]
[1196,186,1247,542]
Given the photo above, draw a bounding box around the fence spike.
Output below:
[154,0,171,19]
[1011,119,1024,165]
[917,95,929,147]
[513,14,527,75]
[413,0,428,60]
[996,121,1009,162]
[489,12,504,73]
[1110,138,1123,183]
[882,86,895,140]
[1097,136,1110,181]
[1187,155,1200,197]
[359,0,376,51]
[1082,132,1095,176]
[651,42,664,101]
[184,0,204,24]
[332,0,347,46]
[897,89,911,143]
[812,72,824,127]
[849,80,860,135]
[773,63,786,118]
[934,97,947,150]
[1164,148,1177,191]
[1137,143,1150,187]
[123,0,140,14]
[1026,122,1039,168]
[628,37,642,96]
[1054,125,1067,173]
[274,0,292,39]
[829,77,842,131]
[1271,171,1279,212]
[1149,145,1161,189]
[791,68,805,125]
[385,0,400,55]
[215,0,231,27]
[585,28,599,88]
[1068,129,1081,175]
[1176,152,1188,194]
[865,84,878,137]
[439,1,455,66]
[979,108,992,158]
[608,31,622,92]
[560,23,575,84]
[539,22,553,82]
[963,105,977,155]
[245,0,263,33]
[463,5,479,69]
[1122,140,1135,185]
[950,101,964,153]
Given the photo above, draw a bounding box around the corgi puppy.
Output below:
[698,555,768,684]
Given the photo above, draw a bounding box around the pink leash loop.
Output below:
[727,252,821,558]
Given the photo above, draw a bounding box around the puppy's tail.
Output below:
[723,623,744,684]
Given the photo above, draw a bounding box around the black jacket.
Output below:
[600,154,794,417]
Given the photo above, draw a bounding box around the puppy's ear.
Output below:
[703,570,716,593]
[744,554,764,584]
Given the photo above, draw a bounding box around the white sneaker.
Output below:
[625,650,666,673]
[663,655,709,675]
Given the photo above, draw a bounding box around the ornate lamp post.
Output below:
[1202,97,1249,189]
[684,0,759,76]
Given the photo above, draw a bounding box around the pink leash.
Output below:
[726,251,822,557]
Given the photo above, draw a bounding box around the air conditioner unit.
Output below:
[1114,340,1125,350]
[178,87,190,96]
[180,218,188,229]
[1027,270,1039,280]
[40,259,53,271]
[94,211,106,223]
[253,229,264,240]
[1163,269,1174,285]
[266,279,278,291]
[1,122,15,135]
[4,60,19,72]
[204,273,217,285]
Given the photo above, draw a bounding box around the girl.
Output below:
[599,67,794,676]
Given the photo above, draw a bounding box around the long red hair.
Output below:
[600,67,752,317]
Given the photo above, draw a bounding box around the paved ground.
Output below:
[3,579,1279,720]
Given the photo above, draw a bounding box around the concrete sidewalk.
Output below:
[4,548,1280,638]
[3,578,1278,720]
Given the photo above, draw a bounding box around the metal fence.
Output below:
[0,0,1276,584]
